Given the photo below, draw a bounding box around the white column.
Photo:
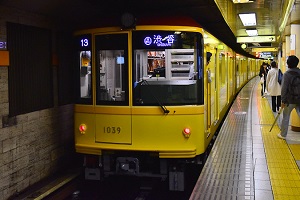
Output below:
[290,24,300,131]
[281,42,286,71]
[285,35,291,72]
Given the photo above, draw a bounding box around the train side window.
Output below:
[95,34,129,105]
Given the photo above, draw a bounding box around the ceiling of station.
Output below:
[1,0,299,58]
[215,0,285,58]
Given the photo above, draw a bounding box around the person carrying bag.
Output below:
[259,62,269,97]
[266,61,281,112]
[277,55,300,140]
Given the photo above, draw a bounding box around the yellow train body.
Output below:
[75,105,206,158]
[73,15,260,190]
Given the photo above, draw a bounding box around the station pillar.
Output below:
[281,41,286,71]
[284,35,290,72]
[290,24,300,132]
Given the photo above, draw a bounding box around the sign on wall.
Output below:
[0,40,7,49]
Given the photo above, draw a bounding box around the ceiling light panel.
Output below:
[246,29,258,36]
[239,13,257,26]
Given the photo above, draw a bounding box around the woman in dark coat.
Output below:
[259,62,269,97]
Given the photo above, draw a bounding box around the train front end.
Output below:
[74,23,207,191]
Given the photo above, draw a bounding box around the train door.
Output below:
[94,33,131,144]
[228,56,234,101]
[204,47,218,128]
[236,58,241,88]
[213,48,218,124]
[205,51,212,133]
[219,53,227,113]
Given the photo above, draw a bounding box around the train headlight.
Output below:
[79,124,87,134]
[183,128,191,138]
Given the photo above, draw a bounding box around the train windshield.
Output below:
[132,31,204,106]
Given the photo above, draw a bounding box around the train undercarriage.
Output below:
[83,151,206,191]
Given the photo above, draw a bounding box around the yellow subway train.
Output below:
[74,15,260,191]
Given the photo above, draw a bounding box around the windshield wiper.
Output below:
[140,80,170,114]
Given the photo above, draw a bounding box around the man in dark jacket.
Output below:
[278,55,300,139]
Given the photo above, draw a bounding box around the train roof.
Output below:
[136,15,201,28]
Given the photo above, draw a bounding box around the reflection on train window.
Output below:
[79,50,92,99]
[132,31,203,106]
[147,51,166,77]
[95,34,128,105]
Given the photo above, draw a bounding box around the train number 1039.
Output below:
[103,126,121,134]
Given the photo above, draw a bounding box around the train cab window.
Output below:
[75,34,92,104]
[132,31,204,106]
[95,34,129,105]
[79,51,92,98]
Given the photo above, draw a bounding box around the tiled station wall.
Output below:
[0,6,75,200]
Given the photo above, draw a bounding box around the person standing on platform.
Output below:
[266,61,281,112]
[259,62,269,97]
[277,55,300,140]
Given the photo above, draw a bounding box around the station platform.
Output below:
[190,77,300,200]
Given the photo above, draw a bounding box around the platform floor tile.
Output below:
[257,82,300,200]
[190,78,300,200]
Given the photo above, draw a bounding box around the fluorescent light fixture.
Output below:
[246,29,258,36]
[279,0,295,32]
[239,13,256,26]
[232,0,254,3]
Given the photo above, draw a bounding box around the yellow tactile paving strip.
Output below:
[289,145,300,160]
[257,85,300,199]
